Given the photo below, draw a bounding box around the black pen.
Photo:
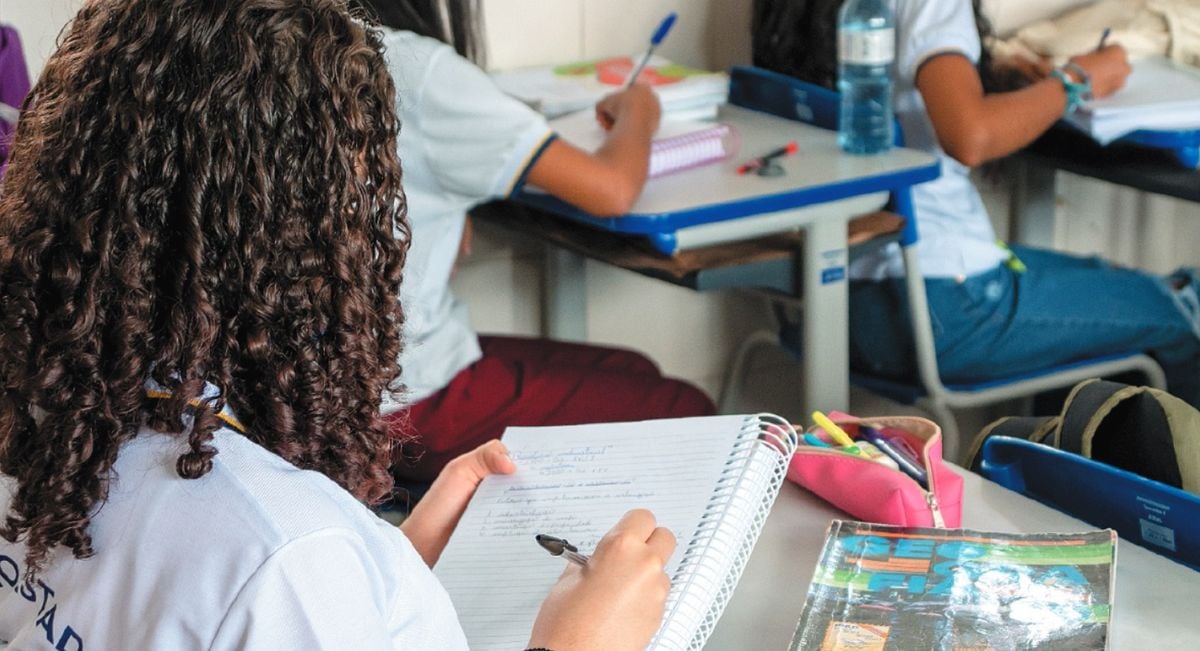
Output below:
[736,141,799,175]
[1097,27,1111,51]
[536,534,590,566]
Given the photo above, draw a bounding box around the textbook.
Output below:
[433,414,799,651]
[548,108,738,178]
[493,55,729,120]
[1066,56,1200,144]
[789,521,1117,651]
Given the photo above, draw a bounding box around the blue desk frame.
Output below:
[517,69,939,416]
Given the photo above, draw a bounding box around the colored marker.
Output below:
[736,141,799,175]
[859,425,928,488]
[625,12,678,89]
[811,411,868,458]
[855,441,900,470]
[803,432,833,448]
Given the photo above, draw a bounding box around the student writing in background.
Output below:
[0,1,672,648]
[348,0,716,482]
[753,0,1200,407]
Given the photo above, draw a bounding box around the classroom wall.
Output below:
[5,0,1198,422]
[3,0,84,79]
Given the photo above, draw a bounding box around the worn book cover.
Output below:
[790,521,1117,651]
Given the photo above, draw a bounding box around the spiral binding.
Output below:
[648,123,738,178]
[651,413,799,650]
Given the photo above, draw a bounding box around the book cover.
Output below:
[493,55,728,119]
[790,521,1117,651]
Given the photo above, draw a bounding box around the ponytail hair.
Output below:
[751,0,1018,93]
[350,0,483,64]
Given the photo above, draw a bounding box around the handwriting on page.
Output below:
[433,415,751,651]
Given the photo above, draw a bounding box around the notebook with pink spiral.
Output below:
[548,108,739,179]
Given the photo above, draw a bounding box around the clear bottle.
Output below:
[837,0,895,154]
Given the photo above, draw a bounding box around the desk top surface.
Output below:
[520,105,939,235]
[1025,127,1200,204]
[708,465,1200,649]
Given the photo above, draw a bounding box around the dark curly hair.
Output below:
[0,0,408,578]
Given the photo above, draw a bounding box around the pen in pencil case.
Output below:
[859,425,928,488]
[536,534,590,566]
[811,411,869,458]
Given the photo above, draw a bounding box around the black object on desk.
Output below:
[1023,126,1200,204]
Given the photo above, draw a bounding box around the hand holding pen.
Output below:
[530,510,676,651]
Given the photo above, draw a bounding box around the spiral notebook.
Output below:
[548,109,738,179]
[432,414,799,651]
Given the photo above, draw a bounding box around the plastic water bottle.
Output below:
[837,0,895,154]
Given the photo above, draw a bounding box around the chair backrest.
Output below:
[729,65,905,146]
[729,65,840,130]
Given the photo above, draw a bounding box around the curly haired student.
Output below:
[0,1,673,648]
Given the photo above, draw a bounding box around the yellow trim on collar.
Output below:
[145,389,247,433]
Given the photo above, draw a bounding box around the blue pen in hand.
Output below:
[624,12,678,89]
[858,425,928,488]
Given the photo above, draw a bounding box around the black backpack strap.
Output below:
[965,416,1059,472]
[1058,379,1183,489]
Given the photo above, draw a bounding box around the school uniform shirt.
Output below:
[848,0,1010,281]
[376,29,554,408]
[0,403,468,649]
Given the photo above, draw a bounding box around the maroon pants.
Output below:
[386,335,716,481]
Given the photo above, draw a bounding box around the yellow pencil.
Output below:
[812,411,870,458]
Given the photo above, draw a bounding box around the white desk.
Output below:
[524,105,939,417]
[708,467,1200,649]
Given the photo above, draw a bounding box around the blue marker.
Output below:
[859,425,928,488]
[625,12,678,89]
[803,432,833,448]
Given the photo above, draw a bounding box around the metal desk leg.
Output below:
[543,247,588,341]
[1011,157,1058,246]
[800,216,850,415]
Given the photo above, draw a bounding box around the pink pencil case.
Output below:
[786,414,962,528]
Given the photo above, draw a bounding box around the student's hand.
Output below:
[595,84,662,133]
[528,509,675,651]
[1067,45,1132,99]
[399,440,516,566]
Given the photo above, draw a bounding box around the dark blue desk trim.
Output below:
[515,161,939,254]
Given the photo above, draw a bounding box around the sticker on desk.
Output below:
[1137,495,1176,551]
[821,267,846,284]
[1140,518,1177,551]
[820,249,847,285]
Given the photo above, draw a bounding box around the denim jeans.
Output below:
[849,245,1200,407]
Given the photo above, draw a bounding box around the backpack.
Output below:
[966,379,1200,494]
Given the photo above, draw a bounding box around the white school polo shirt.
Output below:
[849,0,1009,281]
[377,29,554,407]
[0,403,468,649]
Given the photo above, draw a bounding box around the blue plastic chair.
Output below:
[719,66,1166,461]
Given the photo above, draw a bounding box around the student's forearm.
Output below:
[590,118,654,213]
[918,54,1064,167]
[524,85,660,217]
[964,79,1068,164]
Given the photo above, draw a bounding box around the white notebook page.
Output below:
[432,415,754,650]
